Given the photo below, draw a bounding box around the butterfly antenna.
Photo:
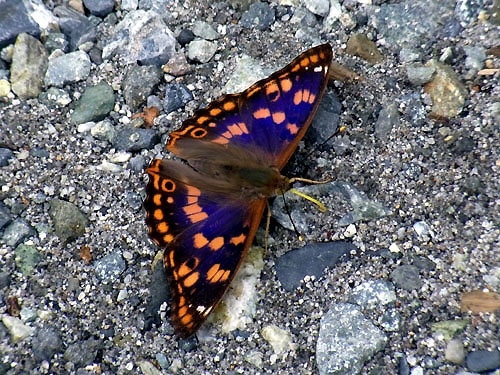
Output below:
[304,125,347,160]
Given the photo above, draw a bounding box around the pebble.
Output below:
[63,337,102,368]
[0,148,14,167]
[162,83,193,113]
[44,50,92,87]
[83,0,115,17]
[466,349,500,373]
[94,251,126,282]
[1,315,35,343]
[349,280,397,309]
[406,63,436,86]
[445,338,466,364]
[374,103,400,140]
[2,219,34,247]
[48,199,88,242]
[54,5,96,50]
[240,2,276,30]
[31,327,64,361]
[391,265,423,290]
[302,0,330,17]
[10,33,48,99]
[112,126,159,152]
[187,39,218,63]
[274,241,357,291]
[192,21,220,40]
[70,82,115,124]
[423,59,468,118]
[14,243,41,276]
[316,303,387,375]
[102,10,176,65]
[261,325,294,355]
[122,65,163,110]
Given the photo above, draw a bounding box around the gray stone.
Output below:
[49,199,88,242]
[44,51,91,87]
[10,33,48,99]
[316,303,387,375]
[94,251,126,282]
[71,82,115,124]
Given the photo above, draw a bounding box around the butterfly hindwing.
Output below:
[145,159,266,337]
[167,44,333,169]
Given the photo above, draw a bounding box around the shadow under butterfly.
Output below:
[144,43,349,338]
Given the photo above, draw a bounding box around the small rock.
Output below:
[177,29,195,46]
[0,148,14,167]
[64,337,102,368]
[261,325,294,355]
[10,33,48,99]
[406,63,436,86]
[32,327,63,361]
[192,21,220,40]
[374,103,400,140]
[424,59,467,118]
[122,65,163,109]
[49,199,88,242]
[112,126,159,152]
[275,241,356,291]
[187,40,218,63]
[70,82,115,124]
[1,315,35,343]
[316,303,387,375]
[391,265,423,290]
[349,280,397,309]
[303,0,330,17]
[163,83,193,113]
[44,50,91,87]
[14,244,41,276]
[466,349,500,373]
[53,6,96,51]
[445,338,466,365]
[2,219,34,247]
[90,120,116,142]
[83,0,115,17]
[240,2,276,31]
[94,252,126,282]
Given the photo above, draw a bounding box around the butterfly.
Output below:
[144,44,333,337]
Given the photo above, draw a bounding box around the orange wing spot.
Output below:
[209,237,224,251]
[154,209,164,220]
[219,270,231,283]
[272,111,286,124]
[152,174,160,191]
[178,296,186,307]
[238,122,249,134]
[207,264,220,282]
[280,77,293,92]
[168,125,195,146]
[230,233,246,246]
[265,82,280,102]
[167,196,174,204]
[193,232,209,249]
[147,161,160,174]
[157,221,169,234]
[253,108,271,119]
[187,195,198,204]
[183,272,199,288]
[180,313,193,326]
[178,305,188,318]
[209,107,222,116]
[310,54,319,63]
[189,212,208,223]
[161,179,175,193]
[287,123,299,135]
[191,128,207,138]
[300,57,309,67]
[291,63,300,72]
[163,233,174,244]
[183,203,203,216]
[153,194,162,206]
[186,186,201,196]
[308,92,317,104]
[196,116,209,124]
[293,90,303,105]
[227,124,244,136]
[208,122,217,127]
[178,258,198,277]
[167,250,175,267]
[246,85,260,98]
[223,100,236,111]
[302,89,311,103]
[213,136,230,145]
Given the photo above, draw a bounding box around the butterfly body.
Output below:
[144,44,333,337]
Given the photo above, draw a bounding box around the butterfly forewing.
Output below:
[145,44,333,337]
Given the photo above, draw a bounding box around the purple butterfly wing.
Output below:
[168,44,333,169]
[144,159,266,337]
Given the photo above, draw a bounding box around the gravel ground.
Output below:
[0,0,499,374]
